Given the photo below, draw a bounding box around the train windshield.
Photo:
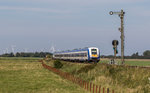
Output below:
[91,49,97,54]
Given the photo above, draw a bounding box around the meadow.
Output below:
[0,57,150,93]
[45,58,150,93]
[0,57,87,93]
[100,58,150,66]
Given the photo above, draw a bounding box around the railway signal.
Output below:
[112,40,119,58]
[109,9,125,65]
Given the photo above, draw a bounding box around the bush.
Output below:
[46,54,51,58]
[53,60,63,69]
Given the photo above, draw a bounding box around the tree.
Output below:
[9,52,14,57]
[131,52,139,59]
[16,52,21,57]
[0,52,52,58]
[143,50,150,56]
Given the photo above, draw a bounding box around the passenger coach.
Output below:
[53,47,100,62]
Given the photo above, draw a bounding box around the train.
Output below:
[53,47,100,62]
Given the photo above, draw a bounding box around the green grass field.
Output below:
[1,57,150,93]
[0,57,87,93]
[100,58,150,66]
[45,59,150,93]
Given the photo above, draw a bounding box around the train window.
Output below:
[55,53,88,57]
[91,49,97,54]
[56,55,59,57]
[72,54,74,57]
[84,53,87,57]
[75,54,77,57]
[91,49,97,51]
[80,53,82,57]
[76,54,77,57]
[76,54,79,57]
[80,53,84,57]
[78,54,80,57]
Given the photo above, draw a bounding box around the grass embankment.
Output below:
[100,58,150,66]
[45,59,150,93]
[0,57,87,93]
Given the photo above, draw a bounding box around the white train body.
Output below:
[53,47,100,62]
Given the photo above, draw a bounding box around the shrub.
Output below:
[53,60,63,69]
[46,54,51,58]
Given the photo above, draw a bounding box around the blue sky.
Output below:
[0,0,150,55]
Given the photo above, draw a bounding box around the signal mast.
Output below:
[109,9,125,64]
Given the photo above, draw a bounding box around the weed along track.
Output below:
[42,59,150,93]
[40,60,115,93]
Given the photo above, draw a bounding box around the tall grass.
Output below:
[47,59,150,93]
[100,58,150,66]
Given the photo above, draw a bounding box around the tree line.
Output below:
[1,50,150,59]
[0,52,52,58]
[102,50,150,59]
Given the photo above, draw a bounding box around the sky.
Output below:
[0,0,150,55]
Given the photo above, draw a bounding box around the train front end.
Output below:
[88,47,100,62]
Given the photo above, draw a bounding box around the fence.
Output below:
[40,60,114,93]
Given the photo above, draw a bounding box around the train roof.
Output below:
[53,47,98,54]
